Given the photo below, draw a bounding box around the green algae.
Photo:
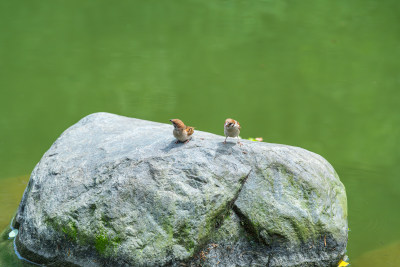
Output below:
[236,165,320,246]
[212,210,250,243]
[173,220,195,253]
[62,221,78,241]
[94,230,109,255]
[198,196,235,243]
[155,215,174,253]
[45,215,122,257]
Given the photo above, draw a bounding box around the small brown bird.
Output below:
[224,118,242,145]
[170,119,194,144]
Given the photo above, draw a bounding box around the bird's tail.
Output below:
[186,127,194,136]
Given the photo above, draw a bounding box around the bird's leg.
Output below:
[175,140,179,144]
[223,136,227,144]
[237,136,243,146]
[184,139,191,144]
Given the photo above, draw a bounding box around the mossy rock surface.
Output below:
[14,113,347,266]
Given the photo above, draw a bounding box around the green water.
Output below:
[1,0,399,265]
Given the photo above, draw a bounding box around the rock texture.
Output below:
[14,113,348,266]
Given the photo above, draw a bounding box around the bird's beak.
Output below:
[169,119,173,122]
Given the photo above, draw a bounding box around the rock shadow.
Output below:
[215,141,237,155]
[161,139,192,152]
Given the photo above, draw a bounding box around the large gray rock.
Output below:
[14,113,348,266]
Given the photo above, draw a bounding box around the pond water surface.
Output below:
[1,1,399,266]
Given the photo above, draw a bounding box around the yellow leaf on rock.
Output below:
[338,260,349,267]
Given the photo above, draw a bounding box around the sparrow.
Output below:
[224,118,242,145]
[170,119,194,144]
